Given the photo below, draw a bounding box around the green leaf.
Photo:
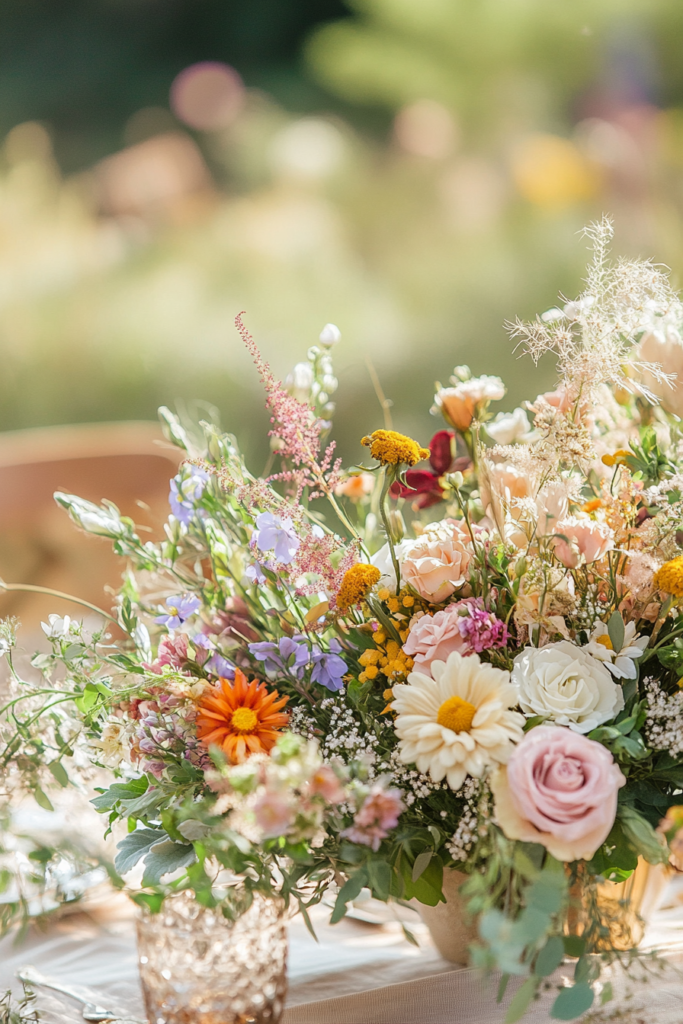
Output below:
[550,983,594,1020]
[114,827,166,875]
[91,777,148,812]
[562,935,585,959]
[401,853,443,906]
[607,611,625,653]
[34,786,54,811]
[497,973,510,1004]
[618,805,670,864]
[47,761,68,787]
[535,936,565,977]
[574,956,599,984]
[130,891,164,914]
[412,849,433,883]
[504,977,538,1024]
[330,870,367,925]
[367,860,391,901]
[141,840,197,886]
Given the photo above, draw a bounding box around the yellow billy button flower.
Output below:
[361,429,430,467]
[336,563,381,611]
[654,556,683,598]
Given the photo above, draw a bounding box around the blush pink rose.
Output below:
[550,516,614,569]
[401,521,473,603]
[491,725,625,861]
[403,605,471,671]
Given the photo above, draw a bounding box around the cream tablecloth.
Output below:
[3,883,683,1024]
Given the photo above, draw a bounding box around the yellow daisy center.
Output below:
[231,707,258,733]
[595,634,613,650]
[437,695,477,734]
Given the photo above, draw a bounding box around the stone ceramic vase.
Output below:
[136,891,288,1024]
[418,861,672,964]
[416,868,479,964]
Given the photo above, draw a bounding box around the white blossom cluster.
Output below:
[445,777,490,862]
[384,748,447,805]
[644,678,683,757]
[289,699,381,772]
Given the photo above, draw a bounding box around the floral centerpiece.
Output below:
[4,219,683,1021]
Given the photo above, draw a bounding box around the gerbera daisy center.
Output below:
[437,695,477,733]
[231,707,259,733]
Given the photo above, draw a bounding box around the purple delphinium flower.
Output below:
[246,562,267,586]
[456,598,509,654]
[310,638,347,692]
[252,512,300,564]
[249,637,309,678]
[169,468,209,526]
[192,633,235,679]
[155,594,201,629]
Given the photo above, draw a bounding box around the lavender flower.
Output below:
[252,512,300,564]
[193,633,235,679]
[169,468,209,526]
[456,599,509,654]
[155,594,201,629]
[250,637,309,677]
[311,640,347,692]
[246,562,267,585]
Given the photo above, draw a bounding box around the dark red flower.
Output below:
[390,430,470,509]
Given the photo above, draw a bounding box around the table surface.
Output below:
[3,880,683,1024]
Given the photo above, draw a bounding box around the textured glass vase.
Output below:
[137,892,288,1024]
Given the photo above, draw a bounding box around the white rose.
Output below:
[371,540,412,593]
[485,407,531,445]
[511,641,624,733]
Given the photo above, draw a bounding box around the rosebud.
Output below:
[387,509,405,543]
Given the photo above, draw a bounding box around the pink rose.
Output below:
[491,725,626,861]
[403,605,470,670]
[401,521,472,603]
[550,516,614,569]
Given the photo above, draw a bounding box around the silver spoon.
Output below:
[17,966,145,1023]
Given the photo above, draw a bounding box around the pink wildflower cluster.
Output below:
[235,313,342,493]
[455,598,510,654]
[342,784,404,851]
[129,693,206,778]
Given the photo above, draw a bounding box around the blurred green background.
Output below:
[2,0,683,469]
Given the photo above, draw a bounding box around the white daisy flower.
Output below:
[586,621,648,680]
[391,651,525,791]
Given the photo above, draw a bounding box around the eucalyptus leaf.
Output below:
[535,936,565,977]
[504,977,538,1024]
[607,611,625,653]
[550,982,594,1020]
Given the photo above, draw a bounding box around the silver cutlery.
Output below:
[17,966,146,1024]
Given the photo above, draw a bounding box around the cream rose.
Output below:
[511,641,624,733]
[401,521,473,603]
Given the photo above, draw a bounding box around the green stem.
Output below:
[0,581,118,624]
[379,468,400,591]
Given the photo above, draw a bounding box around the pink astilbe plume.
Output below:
[235,313,341,491]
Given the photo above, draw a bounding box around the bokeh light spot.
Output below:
[170,62,244,132]
[511,134,599,208]
[270,119,345,179]
[394,100,458,160]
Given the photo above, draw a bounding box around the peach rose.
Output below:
[402,605,470,671]
[550,516,614,569]
[401,521,472,603]
[435,376,505,432]
[334,473,374,501]
[491,725,626,861]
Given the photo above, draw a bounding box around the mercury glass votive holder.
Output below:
[136,891,288,1024]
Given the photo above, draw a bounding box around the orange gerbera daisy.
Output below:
[196,668,289,763]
